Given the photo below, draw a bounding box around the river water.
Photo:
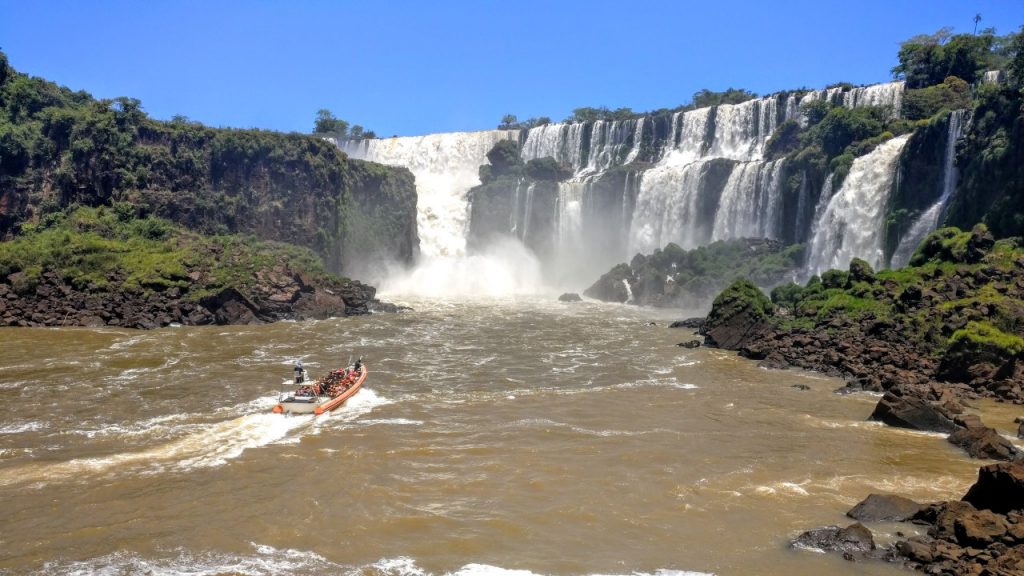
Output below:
[0,296,1000,575]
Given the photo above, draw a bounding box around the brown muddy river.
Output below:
[0,297,1005,575]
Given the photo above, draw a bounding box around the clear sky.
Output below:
[1,1,1020,136]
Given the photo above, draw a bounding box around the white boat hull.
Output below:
[276,397,322,414]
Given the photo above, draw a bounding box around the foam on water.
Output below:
[0,393,345,488]
[751,481,812,498]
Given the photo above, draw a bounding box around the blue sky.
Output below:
[1,1,1020,136]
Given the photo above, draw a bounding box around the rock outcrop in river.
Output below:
[585,238,804,308]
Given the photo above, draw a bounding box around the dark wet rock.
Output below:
[369,301,413,314]
[583,263,632,303]
[702,279,773,350]
[201,288,263,325]
[948,415,1020,461]
[962,462,1024,514]
[677,340,701,349]
[792,523,876,556]
[669,317,705,329]
[847,493,924,522]
[791,384,811,391]
[558,292,582,302]
[896,537,936,564]
[869,385,958,433]
[1015,416,1024,439]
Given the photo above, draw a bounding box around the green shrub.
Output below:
[949,321,1024,356]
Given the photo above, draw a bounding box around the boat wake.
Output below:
[0,389,388,488]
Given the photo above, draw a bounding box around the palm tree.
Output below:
[974,13,982,35]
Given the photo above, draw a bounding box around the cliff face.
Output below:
[0,54,418,278]
[341,159,419,278]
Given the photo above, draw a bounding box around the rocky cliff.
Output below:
[0,52,418,278]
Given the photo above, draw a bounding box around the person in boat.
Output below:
[353,358,363,372]
[294,361,305,384]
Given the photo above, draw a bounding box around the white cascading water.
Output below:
[629,94,792,253]
[890,110,969,268]
[338,131,516,259]
[983,70,1005,85]
[807,134,912,275]
[711,159,785,241]
[338,130,546,297]
[797,81,904,121]
[331,81,911,293]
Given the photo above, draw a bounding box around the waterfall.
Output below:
[331,80,917,293]
[521,182,536,240]
[797,81,904,121]
[664,107,712,160]
[711,159,786,241]
[707,96,780,160]
[510,179,523,237]
[520,123,585,170]
[628,94,791,253]
[890,110,969,268]
[794,171,810,241]
[842,82,904,119]
[807,135,912,275]
[630,160,713,253]
[809,173,835,237]
[583,118,645,174]
[983,70,1005,85]
[337,130,518,258]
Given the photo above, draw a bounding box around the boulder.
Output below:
[792,523,875,555]
[962,462,1024,514]
[677,340,701,349]
[848,257,876,284]
[583,263,632,303]
[669,317,705,329]
[895,537,935,564]
[702,280,773,350]
[954,508,1008,547]
[948,415,1020,461]
[847,493,924,522]
[200,288,262,325]
[914,500,979,542]
[558,292,582,302]
[869,386,958,433]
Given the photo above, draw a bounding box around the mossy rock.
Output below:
[939,321,1024,383]
[703,279,774,349]
[848,257,876,284]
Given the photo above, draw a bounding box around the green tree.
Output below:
[314,109,348,137]
[499,114,518,129]
[892,28,994,88]
[691,88,758,108]
[1008,27,1024,89]
[485,139,523,177]
[807,106,885,157]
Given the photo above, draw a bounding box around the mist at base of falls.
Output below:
[378,237,552,299]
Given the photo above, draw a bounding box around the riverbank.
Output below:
[700,224,1024,572]
[0,207,394,329]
